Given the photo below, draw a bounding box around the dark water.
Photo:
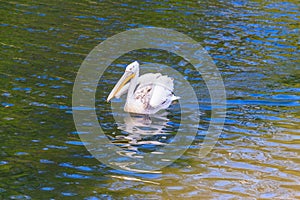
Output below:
[1,0,299,199]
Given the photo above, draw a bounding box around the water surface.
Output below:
[1,0,299,199]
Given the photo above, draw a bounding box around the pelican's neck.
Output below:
[127,69,139,103]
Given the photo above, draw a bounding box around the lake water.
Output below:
[1,0,299,199]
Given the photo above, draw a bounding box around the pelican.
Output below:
[107,61,180,114]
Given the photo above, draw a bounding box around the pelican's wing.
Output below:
[133,74,179,110]
[148,75,175,108]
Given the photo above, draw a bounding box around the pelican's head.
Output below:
[106,61,139,102]
[125,61,139,73]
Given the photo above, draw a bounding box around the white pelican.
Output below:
[107,61,180,114]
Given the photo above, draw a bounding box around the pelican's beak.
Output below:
[107,71,135,102]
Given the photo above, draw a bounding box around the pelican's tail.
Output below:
[171,95,180,101]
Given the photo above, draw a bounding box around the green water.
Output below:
[1,0,299,199]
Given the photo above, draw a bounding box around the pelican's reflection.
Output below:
[114,111,172,158]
